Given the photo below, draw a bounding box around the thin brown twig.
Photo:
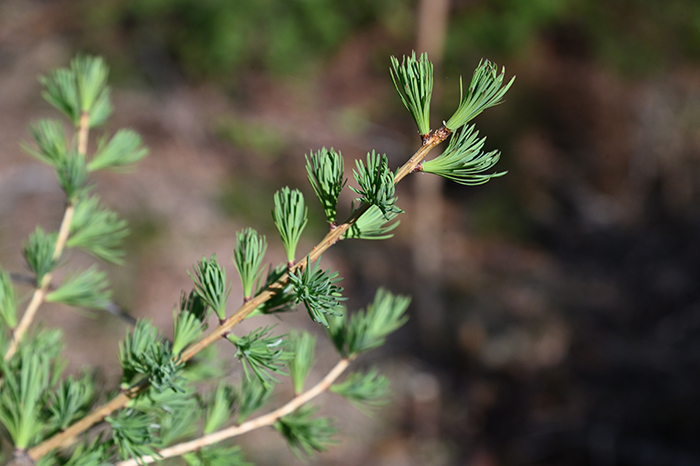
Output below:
[28,128,449,461]
[4,113,92,363]
[115,358,352,466]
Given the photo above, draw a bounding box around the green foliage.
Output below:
[23,119,67,167]
[107,408,160,463]
[46,373,96,432]
[158,397,199,447]
[343,204,401,240]
[289,258,346,327]
[351,151,402,220]
[68,195,129,264]
[189,254,231,321]
[183,445,251,466]
[390,51,433,135]
[305,147,346,225]
[274,404,337,460]
[61,439,111,466]
[236,377,274,423]
[39,55,112,128]
[0,52,513,465]
[119,319,185,392]
[88,129,149,172]
[422,124,506,185]
[203,383,235,435]
[233,228,268,300]
[328,288,410,356]
[0,353,51,448]
[288,331,316,394]
[272,187,308,264]
[172,309,205,356]
[0,269,17,328]
[23,227,57,284]
[444,59,515,132]
[330,368,391,414]
[227,326,291,389]
[45,266,112,310]
[56,150,90,201]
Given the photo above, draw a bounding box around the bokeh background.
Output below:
[2,0,700,465]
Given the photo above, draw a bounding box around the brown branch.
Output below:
[4,204,75,362]
[28,129,448,461]
[4,112,92,363]
[115,359,351,466]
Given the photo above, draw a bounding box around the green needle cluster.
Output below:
[445,59,515,131]
[306,147,347,226]
[422,124,506,185]
[390,51,434,136]
[289,258,346,327]
[233,228,267,300]
[351,151,403,220]
[273,187,308,265]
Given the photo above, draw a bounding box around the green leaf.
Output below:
[330,368,391,415]
[68,195,129,264]
[56,151,90,201]
[390,51,434,136]
[0,353,51,448]
[46,266,112,310]
[140,342,185,393]
[422,124,506,185]
[236,377,273,423]
[203,383,235,435]
[0,269,18,328]
[47,373,96,432]
[72,55,110,116]
[23,227,57,284]
[274,404,338,460]
[289,257,346,327]
[107,408,161,463]
[188,254,231,321]
[272,187,308,264]
[22,119,68,167]
[61,438,111,466]
[232,228,267,300]
[227,326,291,389]
[39,55,113,128]
[119,319,159,386]
[183,445,252,466]
[40,67,80,125]
[444,59,515,131]
[158,397,199,446]
[305,147,346,225]
[179,289,209,322]
[88,129,149,172]
[288,331,316,394]
[351,151,402,220]
[172,308,205,355]
[343,204,400,240]
[345,288,410,356]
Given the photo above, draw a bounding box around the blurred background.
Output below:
[2,0,700,465]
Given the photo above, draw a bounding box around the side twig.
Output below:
[4,114,91,362]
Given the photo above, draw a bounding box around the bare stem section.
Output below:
[116,359,351,466]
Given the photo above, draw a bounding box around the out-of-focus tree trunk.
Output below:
[413,0,450,353]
